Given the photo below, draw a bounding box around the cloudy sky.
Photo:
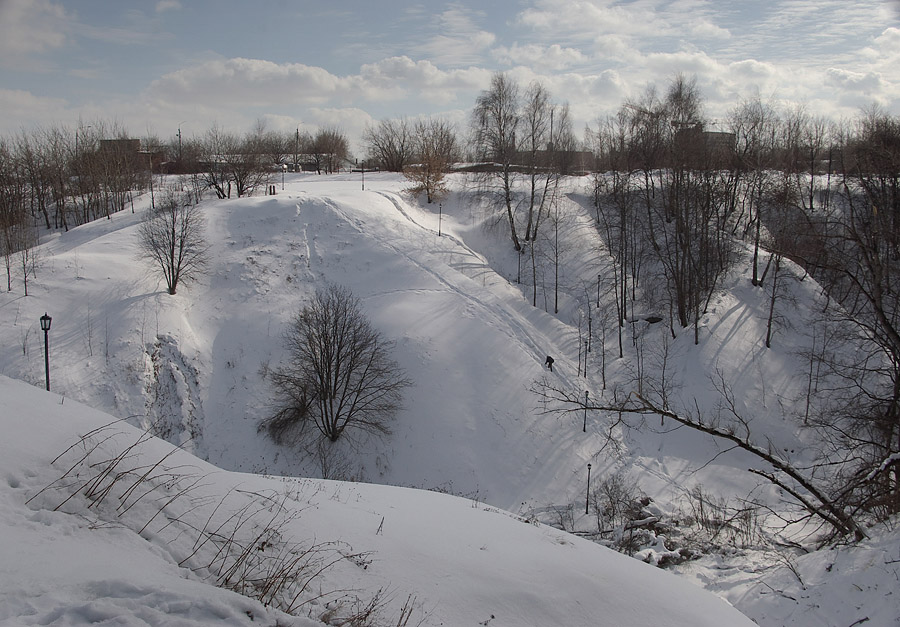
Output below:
[1,0,898,152]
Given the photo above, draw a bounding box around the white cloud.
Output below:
[0,88,72,127]
[642,50,721,79]
[155,0,182,12]
[0,0,70,68]
[493,43,588,71]
[874,27,900,53]
[826,68,885,95]
[690,20,731,40]
[360,56,487,93]
[145,56,490,118]
[517,0,673,44]
[726,59,778,82]
[414,5,496,67]
[146,58,367,107]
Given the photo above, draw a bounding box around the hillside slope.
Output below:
[0,173,771,509]
[0,374,756,626]
[2,172,898,625]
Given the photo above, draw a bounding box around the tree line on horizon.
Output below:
[523,72,900,543]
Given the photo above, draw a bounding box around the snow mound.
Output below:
[0,375,754,626]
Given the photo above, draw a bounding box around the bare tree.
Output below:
[14,130,53,230]
[0,140,28,292]
[264,283,411,445]
[531,375,868,542]
[310,128,349,174]
[252,120,291,170]
[225,129,271,197]
[198,125,232,199]
[471,72,523,251]
[363,118,414,172]
[137,190,208,295]
[404,118,458,204]
[805,108,900,517]
[728,97,780,286]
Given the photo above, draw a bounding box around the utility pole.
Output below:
[585,463,592,515]
[177,122,185,162]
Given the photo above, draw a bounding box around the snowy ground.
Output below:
[0,375,755,625]
[1,172,897,625]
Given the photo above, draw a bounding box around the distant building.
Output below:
[99,138,141,154]
[98,139,166,172]
[460,148,595,175]
[674,126,736,167]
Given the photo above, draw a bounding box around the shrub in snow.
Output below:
[262,283,411,466]
[27,422,386,621]
[137,189,209,295]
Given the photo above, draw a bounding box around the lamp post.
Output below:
[282,163,286,190]
[40,313,52,391]
[585,463,592,515]
[583,390,589,432]
[438,202,442,237]
[361,160,365,191]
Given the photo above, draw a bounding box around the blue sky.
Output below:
[1,0,898,152]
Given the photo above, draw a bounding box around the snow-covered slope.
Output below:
[1,173,621,511]
[1,172,898,625]
[0,375,754,626]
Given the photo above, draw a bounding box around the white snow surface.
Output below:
[0,172,897,625]
[0,375,752,625]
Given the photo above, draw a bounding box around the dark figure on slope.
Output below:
[545,355,554,372]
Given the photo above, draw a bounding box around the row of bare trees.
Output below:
[177,122,351,198]
[1,121,145,235]
[469,74,578,254]
[802,110,900,523]
[576,75,900,541]
[362,117,459,204]
[0,120,353,294]
[590,76,739,345]
[0,121,152,294]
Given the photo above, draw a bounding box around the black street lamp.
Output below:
[585,463,592,515]
[40,312,52,391]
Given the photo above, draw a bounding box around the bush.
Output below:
[137,190,208,295]
[263,284,411,449]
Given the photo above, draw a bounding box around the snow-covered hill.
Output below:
[1,172,897,625]
[0,374,756,625]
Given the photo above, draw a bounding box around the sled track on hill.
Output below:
[326,196,555,366]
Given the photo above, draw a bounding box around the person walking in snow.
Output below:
[545,355,554,372]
